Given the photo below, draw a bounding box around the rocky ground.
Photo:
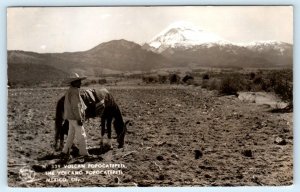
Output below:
[7,85,293,187]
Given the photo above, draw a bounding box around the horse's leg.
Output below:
[54,122,62,151]
[106,116,113,149]
[59,120,68,151]
[54,124,59,150]
[100,117,106,147]
[55,96,65,151]
[59,133,64,151]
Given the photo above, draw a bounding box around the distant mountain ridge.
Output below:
[8,39,172,84]
[9,39,171,71]
[8,22,293,84]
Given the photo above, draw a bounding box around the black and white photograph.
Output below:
[7,6,293,187]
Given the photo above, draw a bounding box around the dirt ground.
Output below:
[7,85,293,187]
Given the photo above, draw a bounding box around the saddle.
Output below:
[91,89,105,115]
[85,89,96,103]
[80,89,105,118]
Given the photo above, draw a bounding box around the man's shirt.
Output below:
[63,87,87,120]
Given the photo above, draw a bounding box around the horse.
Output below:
[54,88,129,151]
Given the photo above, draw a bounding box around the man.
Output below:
[60,73,90,161]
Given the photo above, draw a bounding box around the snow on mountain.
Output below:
[244,40,290,47]
[240,40,292,55]
[148,21,230,52]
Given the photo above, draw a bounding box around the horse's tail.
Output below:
[54,96,65,150]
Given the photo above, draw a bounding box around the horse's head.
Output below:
[116,120,130,148]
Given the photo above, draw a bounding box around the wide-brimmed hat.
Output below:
[64,73,87,84]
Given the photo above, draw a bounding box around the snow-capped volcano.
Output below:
[148,21,230,52]
[144,21,292,68]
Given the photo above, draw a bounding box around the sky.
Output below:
[7,6,293,53]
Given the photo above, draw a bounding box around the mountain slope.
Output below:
[82,39,171,71]
[8,62,68,85]
[8,40,172,80]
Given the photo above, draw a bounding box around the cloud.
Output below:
[40,45,47,50]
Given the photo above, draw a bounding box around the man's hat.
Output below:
[64,73,87,84]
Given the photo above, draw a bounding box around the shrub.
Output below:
[185,79,194,85]
[251,75,270,92]
[142,75,159,84]
[182,75,194,83]
[249,72,256,80]
[208,78,221,90]
[218,74,246,95]
[219,77,238,95]
[193,81,201,87]
[202,74,210,80]
[169,74,180,84]
[273,77,293,105]
[98,78,107,84]
[90,80,97,84]
[82,81,90,86]
[253,76,263,85]
[266,70,293,106]
[158,75,168,84]
[201,79,209,89]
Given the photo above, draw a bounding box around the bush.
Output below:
[250,70,293,108]
[98,78,107,84]
[202,74,210,80]
[218,74,246,95]
[142,75,159,84]
[185,79,194,85]
[250,75,270,92]
[82,81,90,86]
[193,82,201,87]
[253,76,263,85]
[219,77,238,95]
[208,79,221,90]
[169,74,180,84]
[274,80,293,102]
[158,75,168,84]
[265,70,293,106]
[182,75,194,84]
[249,72,256,80]
[201,79,209,89]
